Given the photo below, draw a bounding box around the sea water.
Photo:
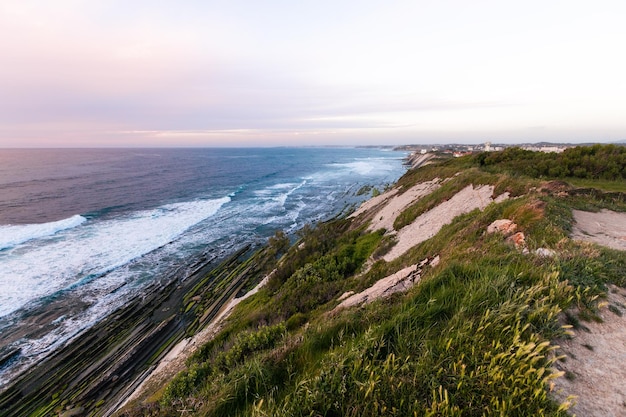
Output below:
[0,147,406,386]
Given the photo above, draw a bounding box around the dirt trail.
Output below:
[551,209,626,416]
[553,286,626,417]
[571,209,626,251]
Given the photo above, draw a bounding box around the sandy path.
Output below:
[552,208,626,416]
[571,209,626,251]
[553,286,626,417]
[384,185,500,261]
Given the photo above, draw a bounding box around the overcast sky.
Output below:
[1,0,625,147]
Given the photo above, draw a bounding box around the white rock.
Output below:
[535,248,556,258]
[487,219,517,235]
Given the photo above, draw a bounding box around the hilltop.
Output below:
[115,144,626,416]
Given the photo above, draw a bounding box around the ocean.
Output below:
[0,147,406,387]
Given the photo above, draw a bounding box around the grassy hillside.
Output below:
[120,145,626,417]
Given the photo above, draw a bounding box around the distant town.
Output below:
[388,141,626,157]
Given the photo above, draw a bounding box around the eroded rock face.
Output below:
[332,256,439,313]
[359,179,442,233]
[337,291,355,301]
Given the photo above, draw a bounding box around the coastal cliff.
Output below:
[404,151,435,169]
[120,145,625,417]
[3,145,626,416]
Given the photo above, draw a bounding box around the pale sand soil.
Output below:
[349,188,399,220]
[571,209,626,251]
[383,185,507,262]
[121,276,269,408]
[550,209,626,416]
[553,286,626,417]
[361,179,442,232]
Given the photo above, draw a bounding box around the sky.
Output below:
[1,0,625,147]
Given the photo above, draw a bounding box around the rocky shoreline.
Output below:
[0,246,265,417]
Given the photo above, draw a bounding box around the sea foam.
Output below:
[0,197,230,318]
[0,215,87,251]
[330,157,397,176]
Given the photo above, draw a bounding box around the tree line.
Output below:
[475,144,626,180]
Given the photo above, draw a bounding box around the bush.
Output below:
[477,145,626,181]
[216,323,286,371]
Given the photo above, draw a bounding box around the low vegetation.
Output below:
[476,144,626,180]
[120,145,626,417]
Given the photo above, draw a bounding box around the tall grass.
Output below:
[250,264,574,417]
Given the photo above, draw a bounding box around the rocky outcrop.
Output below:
[507,231,527,251]
[0,247,258,417]
[487,219,518,235]
[332,256,439,313]
[404,152,435,169]
[571,209,626,251]
[487,219,528,252]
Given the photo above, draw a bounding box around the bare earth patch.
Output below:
[571,209,626,251]
[550,209,626,416]
[349,188,398,219]
[349,179,442,233]
[364,179,441,232]
[553,286,626,417]
[384,184,507,262]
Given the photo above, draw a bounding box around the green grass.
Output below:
[244,261,574,417]
[566,178,626,193]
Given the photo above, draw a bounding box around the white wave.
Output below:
[254,182,298,197]
[0,215,87,251]
[274,181,306,207]
[330,158,397,176]
[253,181,306,209]
[0,196,230,318]
[308,158,401,184]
